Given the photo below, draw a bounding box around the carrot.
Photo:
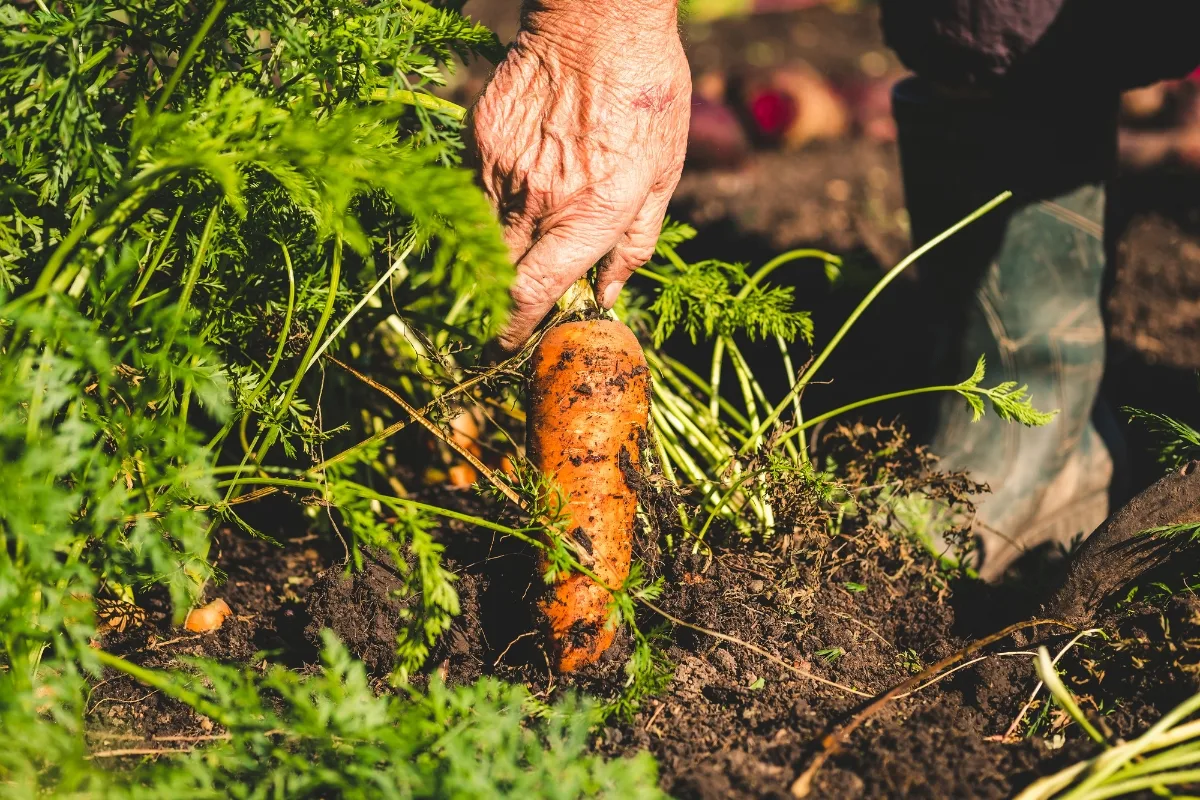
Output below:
[527,319,651,672]
[183,598,232,632]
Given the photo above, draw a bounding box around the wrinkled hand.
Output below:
[469,2,691,350]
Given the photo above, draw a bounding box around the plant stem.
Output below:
[152,0,229,115]
[741,191,1011,456]
[649,351,751,431]
[776,334,806,464]
[708,338,725,422]
[776,385,963,446]
[1035,646,1106,746]
[367,89,466,120]
[739,249,839,298]
[1066,689,1200,797]
[653,386,730,464]
[128,204,184,309]
[633,267,669,284]
[256,237,342,462]
[692,472,753,550]
[164,202,220,354]
[308,242,413,367]
[244,240,297,410]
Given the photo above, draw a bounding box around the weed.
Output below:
[1124,405,1200,472]
[816,647,845,664]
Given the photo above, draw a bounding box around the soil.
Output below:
[88,422,1178,798]
[86,4,1200,798]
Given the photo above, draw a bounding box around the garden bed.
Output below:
[8,2,1200,798]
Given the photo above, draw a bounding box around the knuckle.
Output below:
[509,269,560,310]
[621,242,655,268]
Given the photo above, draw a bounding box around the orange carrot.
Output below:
[184,598,232,632]
[527,319,651,672]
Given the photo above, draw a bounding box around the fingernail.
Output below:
[601,281,625,309]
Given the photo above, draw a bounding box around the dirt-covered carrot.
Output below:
[527,319,651,672]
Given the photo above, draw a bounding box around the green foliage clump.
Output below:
[0,0,662,792]
[650,257,813,347]
[1,0,510,664]
[0,633,664,799]
[1124,406,1200,472]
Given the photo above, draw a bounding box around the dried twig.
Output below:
[87,746,197,759]
[895,651,1036,699]
[88,733,232,743]
[327,355,523,509]
[790,618,1075,797]
[639,597,874,699]
[999,628,1104,742]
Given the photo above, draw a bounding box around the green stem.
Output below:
[216,477,609,587]
[633,267,670,284]
[308,242,412,367]
[650,351,752,431]
[256,238,342,462]
[653,386,730,464]
[709,338,725,422]
[152,0,229,115]
[659,244,690,273]
[775,385,963,447]
[1067,690,1200,798]
[1113,740,1200,782]
[367,88,466,120]
[178,369,192,433]
[1075,769,1200,800]
[216,477,518,536]
[649,425,678,485]
[243,240,296,410]
[164,203,219,354]
[693,472,753,550]
[776,333,806,464]
[651,407,713,486]
[738,248,839,299]
[128,204,184,308]
[740,190,1012,455]
[1037,647,1107,747]
[24,351,53,444]
[32,167,170,300]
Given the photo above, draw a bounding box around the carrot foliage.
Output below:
[0,1,659,794]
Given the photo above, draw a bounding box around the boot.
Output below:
[892,78,1124,580]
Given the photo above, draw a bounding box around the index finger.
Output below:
[497,225,617,352]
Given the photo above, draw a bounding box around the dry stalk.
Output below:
[639,598,874,699]
[790,618,1076,797]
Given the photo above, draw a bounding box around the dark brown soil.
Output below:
[86,524,335,753]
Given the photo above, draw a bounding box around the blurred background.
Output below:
[454,0,1200,493]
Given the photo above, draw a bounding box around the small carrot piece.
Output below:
[527,319,651,672]
[183,598,232,632]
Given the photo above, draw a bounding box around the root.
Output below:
[789,618,1075,797]
[639,598,874,699]
[1045,459,1200,625]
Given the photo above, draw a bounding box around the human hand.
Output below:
[468,1,691,350]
